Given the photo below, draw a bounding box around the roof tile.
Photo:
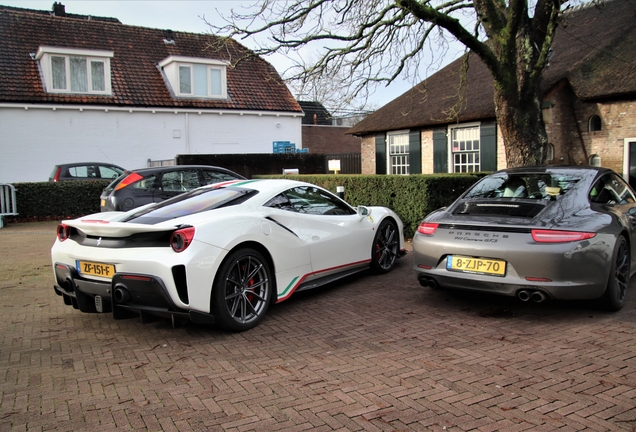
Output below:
[0,6,302,113]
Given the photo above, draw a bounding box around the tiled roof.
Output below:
[298,101,333,125]
[0,5,302,113]
[348,0,636,135]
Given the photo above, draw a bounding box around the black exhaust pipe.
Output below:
[418,276,438,289]
[113,285,132,303]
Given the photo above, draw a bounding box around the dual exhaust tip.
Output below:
[419,276,548,304]
[518,289,547,303]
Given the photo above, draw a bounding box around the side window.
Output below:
[131,174,157,191]
[161,170,200,192]
[264,194,295,211]
[285,187,354,215]
[99,166,121,179]
[590,174,636,205]
[201,170,240,184]
[68,165,90,178]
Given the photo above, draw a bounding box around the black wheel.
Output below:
[371,219,399,274]
[211,248,272,331]
[603,236,629,311]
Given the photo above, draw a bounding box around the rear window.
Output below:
[122,187,257,224]
[464,173,581,200]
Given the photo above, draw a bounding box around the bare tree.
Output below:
[209,0,571,167]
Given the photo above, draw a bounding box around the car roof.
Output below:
[127,165,245,177]
[493,165,612,176]
[55,162,124,168]
[204,178,322,193]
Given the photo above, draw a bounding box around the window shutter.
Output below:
[409,131,421,174]
[480,123,497,172]
[433,129,448,173]
[375,134,387,174]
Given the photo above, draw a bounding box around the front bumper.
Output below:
[53,263,215,324]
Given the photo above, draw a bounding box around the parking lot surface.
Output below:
[1,221,635,431]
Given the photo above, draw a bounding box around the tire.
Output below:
[371,219,399,274]
[211,248,272,331]
[603,236,629,311]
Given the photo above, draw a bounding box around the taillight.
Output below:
[531,229,596,243]
[417,223,439,235]
[57,224,71,241]
[52,167,61,182]
[170,227,195,252]
[115,172,144,191]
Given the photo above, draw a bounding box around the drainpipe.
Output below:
[185,112,189,154]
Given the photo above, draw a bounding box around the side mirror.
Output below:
[357,206,372,219]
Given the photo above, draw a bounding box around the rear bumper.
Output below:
[52,263,214,324]
[412,230,613,301]
[415,270,607,300]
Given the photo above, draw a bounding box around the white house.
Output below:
[0,4,303,183]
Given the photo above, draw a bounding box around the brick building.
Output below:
[298,101,361,155]
[348,0,636,188]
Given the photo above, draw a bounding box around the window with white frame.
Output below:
[159,56,228,99]
[388,131,409,175]
[451,125,480,172]
[36,46,113,95]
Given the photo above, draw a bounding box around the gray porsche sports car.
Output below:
[413,166,635,310]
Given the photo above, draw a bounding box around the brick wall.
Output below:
[361,135,375,174]
[361,127,506,174]
[302,125,361,154]
[544,83,636,173]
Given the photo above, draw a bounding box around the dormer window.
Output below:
[36,46,113,95]
[159,56,228,99]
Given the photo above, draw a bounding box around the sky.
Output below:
[0,0,458,109]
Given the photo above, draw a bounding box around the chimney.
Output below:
[52,2,66,17]
[164,29,175,45]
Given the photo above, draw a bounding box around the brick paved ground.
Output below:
[1,221,635,431]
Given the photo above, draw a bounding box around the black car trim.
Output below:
[265,216,299,238]
[69,228,173,248]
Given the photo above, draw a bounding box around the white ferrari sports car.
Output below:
[52,179,406,331]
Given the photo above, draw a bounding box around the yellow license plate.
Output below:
[100,199,106,207]
[446,255,506,276]
[77,260,116,279]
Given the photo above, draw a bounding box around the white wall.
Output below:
[0,105,303,183]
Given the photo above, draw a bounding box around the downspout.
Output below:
[185,112,189,154]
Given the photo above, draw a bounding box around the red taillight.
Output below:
[52,167,61,182]
[170,227,195,252]
[531,229,596,243]
[115,172,144,191]
[417,223,439,235]
[57,224,70,241]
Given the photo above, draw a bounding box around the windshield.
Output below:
[123,187,257,224]
[464,172,581,200]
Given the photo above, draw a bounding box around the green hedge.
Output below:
[8,180,109,222]
[255,174,483,238]
[7,174,484,238]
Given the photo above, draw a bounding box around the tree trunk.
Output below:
[494,86,548,168]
